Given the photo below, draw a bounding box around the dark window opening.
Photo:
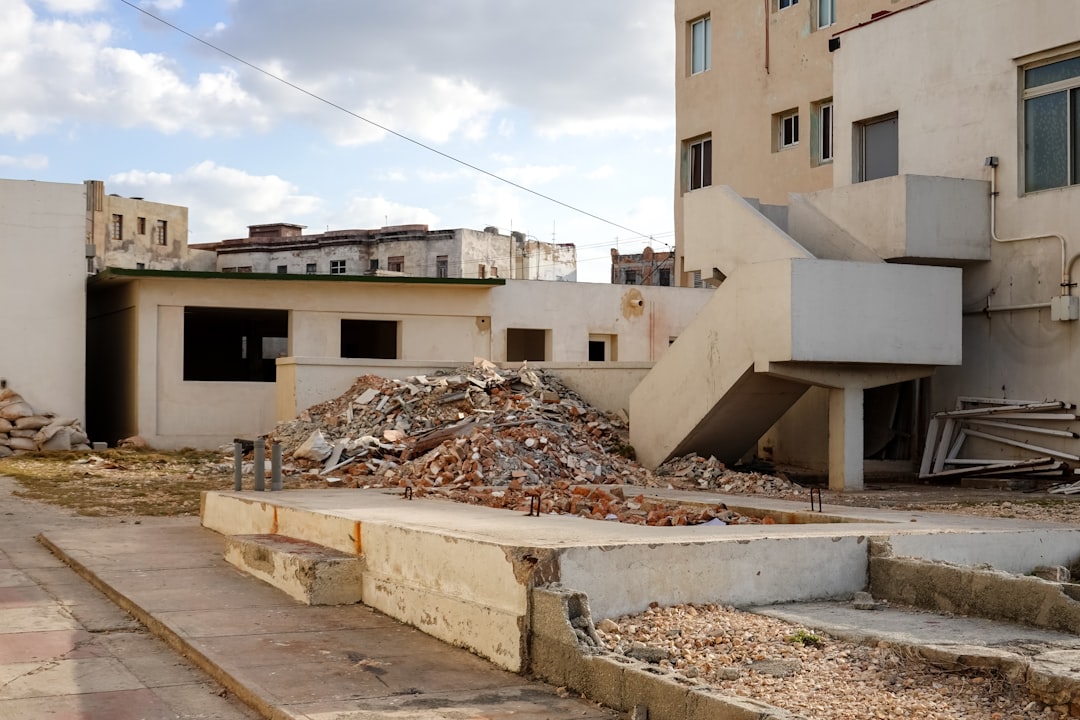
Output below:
[658,268,671,286]
[506,328,548,362]
[306,263,317,274]
[369,259,379,272]
[183,307,288,382]
[436,255,448,278]
[857,113,899,182]
[588,340,606,361]
[388,255,404,272]
[688,137,712,190]
[276,265,288,274]
[341,320,399,359]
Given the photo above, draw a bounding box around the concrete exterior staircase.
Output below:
[631,180,979,490]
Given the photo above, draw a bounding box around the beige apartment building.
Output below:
[673,0,924,287]
[641,0,1080,489]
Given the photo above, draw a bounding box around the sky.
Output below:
[1,0,677,283]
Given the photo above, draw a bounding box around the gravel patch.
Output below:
[598,604,1067,719]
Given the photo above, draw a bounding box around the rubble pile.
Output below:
[271,360,798,526]
[0,387,90,458]
[657,454,804,498]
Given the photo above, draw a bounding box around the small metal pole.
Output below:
[253,438,265,491]
[233,442,243,491]
[810,487,822,512]
[271,442,282,491]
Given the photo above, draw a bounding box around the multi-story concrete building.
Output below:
[638,0,1080,490]
[195,223,577,282]
[673,0,924,287]
[85,180,208,272]
[610,247,676,286]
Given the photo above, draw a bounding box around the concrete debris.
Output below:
[851,591,881,611]
[0,387,90,456]
[270,361,801,526]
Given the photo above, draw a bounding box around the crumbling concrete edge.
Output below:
[868,547,1080,634]
[529,584,808,720]
[35,533,292,720]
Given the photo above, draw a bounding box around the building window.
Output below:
[236,266,253,273]
[155,219,167,246]
[341,320,398,359]
[306,263,317,274]
[276,265,288,274]
[137,217,146,234]
[588,334,617,362]
[369,259,379,272]
[658,268,672,286]
[815,101,834,164]
[330,260,346,275]
[183,307,288,383]
[436,255,448,278]
[777,109,799,150]
[817,0,835,28]
[388,255,404,272]
[506,328,549,362]
[856,113,899,182]
[778,0,798,9]
[687,137,712,191]
[624,269,638,285]
[690,16,711,75]
[1023,55,1080,193]
[136,262,146,270]
[478,264,486,279]
[110,214,122,242]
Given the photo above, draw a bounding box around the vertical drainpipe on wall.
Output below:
[764,0,771,74]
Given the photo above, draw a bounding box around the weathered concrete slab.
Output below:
[225,533,363,605]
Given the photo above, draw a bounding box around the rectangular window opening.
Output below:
[155,219,167,246]
[305,263,317,275]
[369,259,379,272]
[506,328,549,362]
[687,136,712,191]
[183,307,288,382]
[856,113,899,182]
[341,319,399,359]
[690,16,711,75]
[436,255,448,278]
[276,265,288,274]
[1023,55,1080,193]
[330,259,347,275]
[110,214,123,243]
[588,334,617,362]
[388,255,404,273]
[778,0,798,9]
[814,100,834,164]
[777,110,800,150]
[137,217,146,234]
[817,0,835,28]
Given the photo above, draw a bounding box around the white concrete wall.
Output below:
[114,276,709,448]
[834,0,1080,456]
[0,179,86,421]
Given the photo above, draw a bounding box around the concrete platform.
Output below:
[224,533,363,605]
[201,487,1080,672]
[38,522,617,720]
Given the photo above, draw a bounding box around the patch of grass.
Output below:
[787,629,823,648]
[0,448,233,517]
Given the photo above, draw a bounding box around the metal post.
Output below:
[271,442,282,491]
[253,438,265,491]
[233,441,243,491]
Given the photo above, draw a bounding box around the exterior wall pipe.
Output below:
[963,301,1052,316]
[253,437,265,491]
[271,442,283,491]
[989,162,1070,296]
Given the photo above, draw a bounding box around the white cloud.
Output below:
[340,196,439,229]
[0,1,270,139]
[140,0,182,11]
[36,0,105,13]
[0,153,48,169]
[586,165,615,180]
[108,161,324,241]
[466,178,523,233]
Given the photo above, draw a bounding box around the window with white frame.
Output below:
[817,101,834,163]
[1023,54,1080,193]
[778,0,798,9]
[690,16,711,75]
[686,136,712,191]
[777,110,799,150]
[818,0,835,28]
[330,260,346,275]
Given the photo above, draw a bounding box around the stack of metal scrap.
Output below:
[919,397,1079,483]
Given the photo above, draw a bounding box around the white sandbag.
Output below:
[293,430,333,461]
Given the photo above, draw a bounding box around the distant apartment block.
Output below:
[610,247,675,286]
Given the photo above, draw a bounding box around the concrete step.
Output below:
[223,533,362,605]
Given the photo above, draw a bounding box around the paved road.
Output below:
[0,475,261,719]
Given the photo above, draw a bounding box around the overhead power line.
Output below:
[116,0,670,245]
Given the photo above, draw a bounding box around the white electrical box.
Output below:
[1050,295,1080,321]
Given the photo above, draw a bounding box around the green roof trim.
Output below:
[89,267,506,287]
